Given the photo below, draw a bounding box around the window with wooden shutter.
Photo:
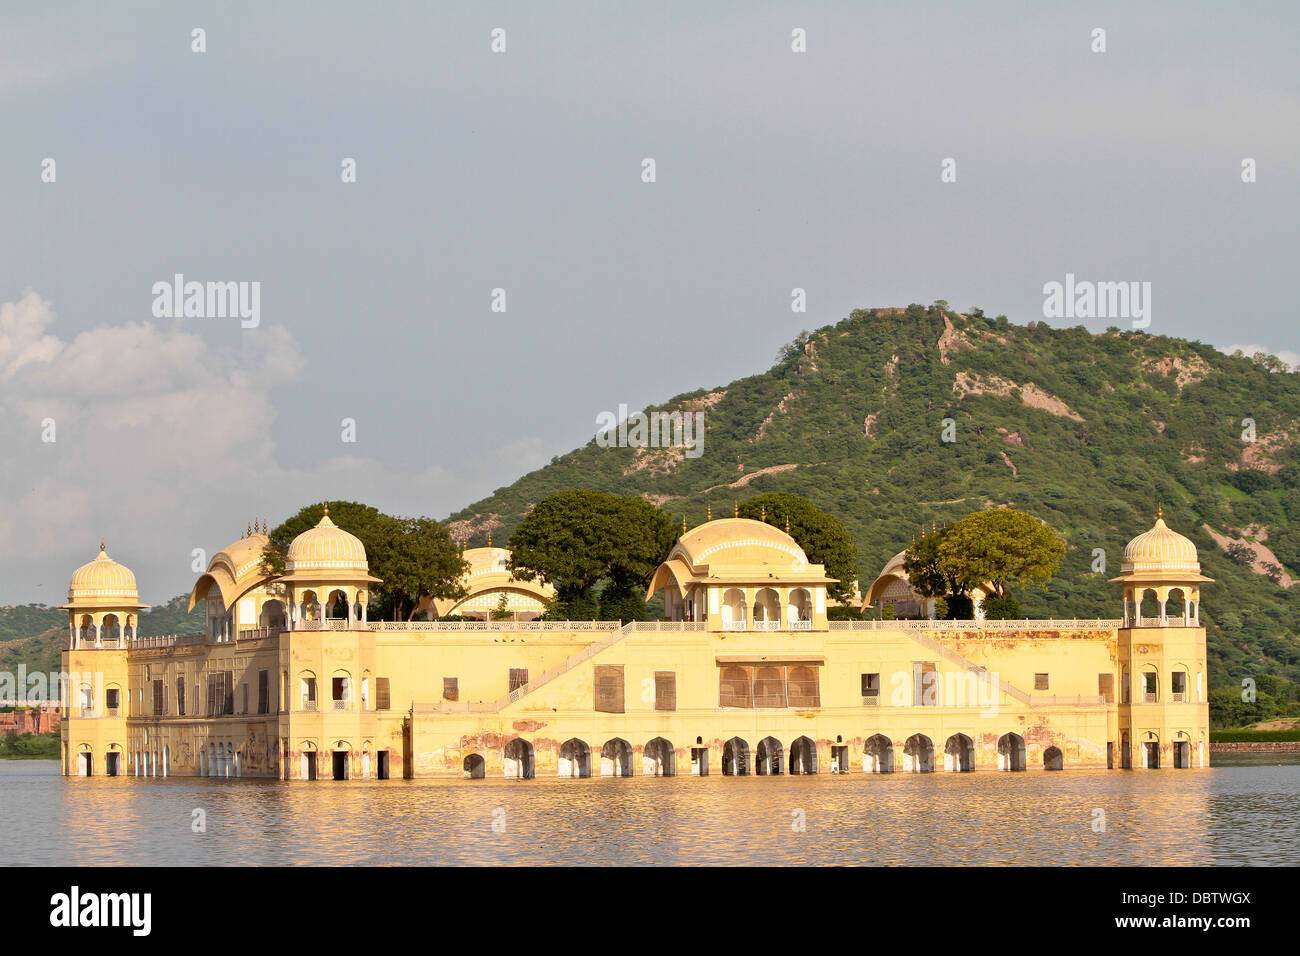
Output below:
[787,666,820,708]
[223,671,234,715]
[175,678,185,716]
[508,668,529,693]
[914,662,938,706]
[1098,673,1114,703]
[152,679,164,716]
[594,665,624,713]
[376,677,391,710]
[719,666,752,708]
[654,672,676,711]
[257,670,269,714]
[441,677,457,702]
[753,666,786,708]
[241,683,249,714]
[1034,673,1050,691]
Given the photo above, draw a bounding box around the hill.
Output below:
[0,595,204,679]
[446,304,1300,692]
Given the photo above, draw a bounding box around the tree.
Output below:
[369,516,468,621]
[937,508,1066,599]
[264,503,466,621]
[263,501,388,576]
[508,490,677,615]
[737,493,860,603]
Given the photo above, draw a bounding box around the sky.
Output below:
[1,1,1297,604]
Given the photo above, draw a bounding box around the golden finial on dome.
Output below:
[760,505,766,522]
[734,501,739,518]
[100,538,105,553]
[1157,504,1164,521]
[707,502,712,521]
[323,501,330,517]
[785,515,791,535]
[487,530,492,548]
[247,522,252,538]
[682,514,687,534]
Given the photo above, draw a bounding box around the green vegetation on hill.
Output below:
[0,595,204,680]
[447,304,1300,704]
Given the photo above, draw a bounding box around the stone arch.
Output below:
[864,734,894,773]
[259,599,287,630]
[943,733,975,772]
[600,738,633,777]
[1043,746,1063,771]
[903,734,934,773]
[558,738,591,778]
[643,737,675,776]
[753,587,780,625]
[756,736,784,775]
[997,732,1026,772]
[720,588,746,630]
[723,736,750,776]
[463,753,486,779]
[789,735,817,774]
[503,738,534,779]
[788,587,812,625]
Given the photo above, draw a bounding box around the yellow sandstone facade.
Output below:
[60,510,1211,779]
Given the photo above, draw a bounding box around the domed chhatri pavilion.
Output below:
[60,508,1210,780]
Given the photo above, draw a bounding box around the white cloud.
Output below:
[0,290,473,604]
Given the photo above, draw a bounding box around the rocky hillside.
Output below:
[447,303,1300,689]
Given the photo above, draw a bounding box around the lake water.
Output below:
[4,756,1298,866]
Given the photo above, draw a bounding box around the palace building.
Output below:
[59,508,1211,779]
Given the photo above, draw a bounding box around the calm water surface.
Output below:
[3,757,1297,865]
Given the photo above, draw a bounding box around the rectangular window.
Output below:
[718,664,821,709]
[441,677,456,703]
[151,679,165,716]
[105,688,120,713]
[207,672,230,717]
[332,676,349,702]
[257,670,269,714]
[1034,673,1050,691]
[376,677,391,710]
[224,671,234,715]
[654,672,676,711]
[1098,673,1114,704]
[861,673,881,698]
[1143,672,1158,701]
[594,664,625,713]
[719,665,752,708]
[913,662,938,706]
[1171,672,1187,694]
[175,678,186,716]
[302,676,317,711]
[752,665,787,708]
[508,668,529,693]
[241,683,249,714]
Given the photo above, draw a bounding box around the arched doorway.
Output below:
[903,734,934,773]
[864,734,894,773]
[1043,746,1063,771]
[944,733,975,772]
[463,753,486,779]
[722,737,750,776]
[789,736,817,774]
[643,737,675,776]
[997,733,1026,772]
[558,738,591,778]
[756,736,784,775]
[504,738,534,779]
[600,738,632,777]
